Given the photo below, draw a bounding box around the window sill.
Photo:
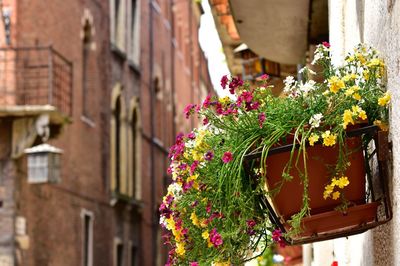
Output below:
[110,43,127,60]
[111,191,143,208]
[81,115,96,128]
[128,59,141,76]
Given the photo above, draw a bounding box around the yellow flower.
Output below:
[355,52,366,64]
[367,58,384,67]
[373,120,389,131]
[190,212,200,227]
[323,184,334,199]
[358,110,367,120]
[363,69,370,80]
[166,217,175,230]
[321,131,337,146]
[176,242,185,256]
[337,176,350,189]
[328,76,345,93]
[346,56,355,62]
[332,191,341,200]
[202,230,209,240]
[308,133,319,146]
[200,219,208,228]
[378,92,391,106]
[219,96,231,105]
[353,93,362,101]
[345,88,354,96]
[342,110,355,129]
[351,105,362,114]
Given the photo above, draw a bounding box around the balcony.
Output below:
[0,46,73,116]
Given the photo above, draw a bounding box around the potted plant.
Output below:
[160,43,390,265]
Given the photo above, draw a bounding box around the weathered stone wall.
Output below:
[309,1,400,265]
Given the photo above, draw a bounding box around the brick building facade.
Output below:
[0,0,211,265]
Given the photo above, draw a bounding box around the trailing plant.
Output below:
[160,43,390,265]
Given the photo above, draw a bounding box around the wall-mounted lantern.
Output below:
[24,144,63,184]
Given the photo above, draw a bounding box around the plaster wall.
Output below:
[308,1,400,265]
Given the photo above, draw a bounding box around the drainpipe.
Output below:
[148,0,157,265]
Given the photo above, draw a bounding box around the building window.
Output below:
[114,238,124,266]
[81,210,94,266]
[115,95,121,193]
[111,0,126,51]
[82,20,92,118]
[129,242,138,266]
[128,0,140,64]
[131,109,137,198]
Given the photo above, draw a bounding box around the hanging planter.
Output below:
[160,43,391,265]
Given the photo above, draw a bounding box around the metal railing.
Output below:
[0,46,73,116]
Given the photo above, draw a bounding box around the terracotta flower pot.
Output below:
[264,132,376,234]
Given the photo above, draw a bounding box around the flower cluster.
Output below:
[160,43,390,265]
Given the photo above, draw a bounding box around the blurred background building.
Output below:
[0,0,211,265]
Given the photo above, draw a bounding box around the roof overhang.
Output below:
[229,0,310,65]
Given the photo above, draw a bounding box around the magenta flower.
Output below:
[240,91,253,103]
[258,112,266,128]
[222,151,233,163]
[228,77,243,94]
[202,117,209,125]
[204,150,214,161]
[259,74,269,80]
[202,94,212,108]
[190,262,199,266]
[272,228,286,248]
[246,219,256,228]
[190,160,199,175]
[187,132,196,139]
[322,41,331,48]
[220,75,229,89]
[210,228,223,247]
[183,104,197,119]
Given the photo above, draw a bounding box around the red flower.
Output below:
[222,152,233,163]
[220,75,229,89]
[202,94,212,108]
[322,41,331,48]
[331,261,338,266]
[183,104,197,119]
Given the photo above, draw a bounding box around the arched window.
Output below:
[82,20,92,117]
[131,108,137,198]
[114,95,121,193]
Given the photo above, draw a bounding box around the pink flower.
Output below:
[190,160,199,175]
[190,262,199,266]
[258,112,266,128]
[246,219,256,228]
[322,41,331,48]
[222,152,233,163]
[203,117,209,125]
[210,228,223,247]
[220,75,229,89]
[272,229,286,248]
[240,91,253,103]
[187,132,196,139]
[183,104,197,119]
[259,74,269,80]
[202,94,212,108]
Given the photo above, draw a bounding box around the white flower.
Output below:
[311,51,323,65]
[309,113,323,128]
[167,182,182,199]
[299,80,316,96]
[283,76,296,93]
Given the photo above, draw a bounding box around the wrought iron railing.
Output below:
[0,46,73,116]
